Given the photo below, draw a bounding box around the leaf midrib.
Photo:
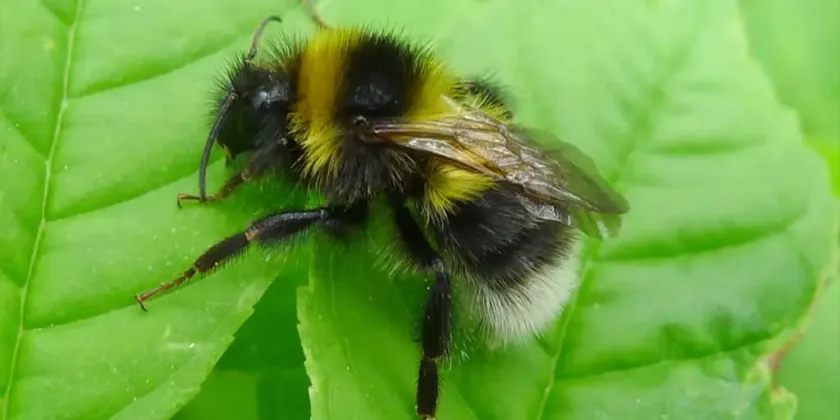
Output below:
[0,0,83,417]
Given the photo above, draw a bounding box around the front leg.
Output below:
[177,139,285,208]
[176,171,247,208]
[390,196,451,420]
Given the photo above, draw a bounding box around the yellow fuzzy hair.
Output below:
[290,27,455,178]
[422,160,496,220]
[289,27,500,217]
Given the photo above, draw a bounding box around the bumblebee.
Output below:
[136,12,629,419]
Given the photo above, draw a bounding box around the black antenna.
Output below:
[246,15,283,62]
[198,93,236,199]
[197,15,283,200]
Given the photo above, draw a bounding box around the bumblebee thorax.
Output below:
[288,27,456,203]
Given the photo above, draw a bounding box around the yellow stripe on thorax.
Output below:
[291,28,365,178]
[290,27,499,214]
[291,28,461,180]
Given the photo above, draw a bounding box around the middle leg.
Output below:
[137,201,368,310]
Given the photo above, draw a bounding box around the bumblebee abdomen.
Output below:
[420,160,496,217]
[433,186,581,343]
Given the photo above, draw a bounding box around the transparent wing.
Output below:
[365,112,630,238]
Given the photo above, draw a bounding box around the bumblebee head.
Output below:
[197,15,292,199]
[214,64,291,159]
[198,63,292,197]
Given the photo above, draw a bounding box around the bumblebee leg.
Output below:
[390,197,450,419]
[176,171,246,208]
[417,269,451,420]
[136,206,334,311]
[301,0,329,29]
[177,140,284,208]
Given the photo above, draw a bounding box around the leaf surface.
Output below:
[740,0,840,142]
[774,273,840,420]
[740,0,840,196]
[1,0,837,419]
[740,2,840,417]
[0,0,316,418]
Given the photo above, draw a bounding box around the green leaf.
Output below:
[740,2,840,416]
[740,0,840,142]
[172,370,261,420]
[177,245,312,420]
[740,0,840,196]
[0,0,317,418]
[174,365,311,420]
[774,272,840,420]
[810,139,840,197]
[298,0,839,419]
[3,0,837,418]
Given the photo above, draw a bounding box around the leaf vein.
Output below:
[70,20,269,100]
[0,107,49,160]
[39,0,71,27]
[1,0,84,417]
[597,206,807,263]
[47,158,221,224]
[70,41,236,100]
[557,335,770,384]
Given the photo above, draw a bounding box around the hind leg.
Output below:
[389,196,451,419]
